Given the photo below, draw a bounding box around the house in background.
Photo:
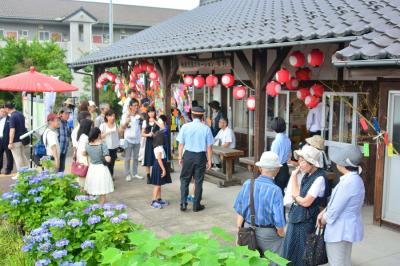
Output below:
[0,0,182,97]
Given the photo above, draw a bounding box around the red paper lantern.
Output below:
[297,88,311,100]
[295,68,311,81]
[247,96,256,111]
[266,81,282,97]
[289,51,305,68]
[285,78,299,90]
[147,64,155,72]
[233,85,247,100]
[96,82,102,89]
[307,49,324,67]
[139,62,148,72]
[128,81,136,88]
[117,82,124,90]
[310,83,324,97]
[150,80,160,89]
[275,68,290,84]
[193,75,205,89]
[305,95,320,109]
[183,75,194,86]
[148,71,158,80]
[206,74,218,88]
[133,64,142,74]
[221,74,235,87]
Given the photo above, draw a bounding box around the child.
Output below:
[84,127,114,204]
[149,131,172,209]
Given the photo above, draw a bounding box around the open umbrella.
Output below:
[0,66,79,167]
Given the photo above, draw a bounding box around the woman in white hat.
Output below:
[305,135,331,170]
[282,145,329,266]
[234,151,286,255]
[317,144,365,266]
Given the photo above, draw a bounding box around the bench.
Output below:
[205,146,244,187]
[239,156,255,172]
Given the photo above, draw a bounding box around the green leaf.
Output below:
[211,227,235,242]
[263,250,290,266]
[101,247,122,265]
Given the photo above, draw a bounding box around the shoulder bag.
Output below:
[237,178,258,251]
[303,226,328,265]
[71,140,89,178]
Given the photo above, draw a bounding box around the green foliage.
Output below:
[0,220,34,266]
[0,169,80,231]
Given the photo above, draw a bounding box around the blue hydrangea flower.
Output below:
[102,203,114,210]
[110,217,121,224]
[38,242,52,253]
[22,243,34,252]
[118,213,128,220]
[35,258,51,266]
[2,191,15,200]
[56,238,69,248]
[34,197,43,203]
[28,188,38,195]
[31,227,47,236]
[90,204,102,211]
[46,218,66,228]
[103,210,115,217]
[74,195,88,201]
[87,215,101,225]
[52,249,67,259]
[37,186,45,192]
[67,218,82,228]
[83,208,91,214]
[65,211,75,217]
[81,240,94,249]
[22,198,30,203]
[114,204,126,210]
[10,199,20,205]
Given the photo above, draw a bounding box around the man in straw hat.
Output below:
[234,151,285,255]
[177,106,214,212]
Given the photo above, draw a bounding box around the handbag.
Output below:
[237,178,258,251]
[71,161,88,178]
[303,226,328,266]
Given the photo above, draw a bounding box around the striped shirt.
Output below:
[234,175,286,228]
[58,120,69,154]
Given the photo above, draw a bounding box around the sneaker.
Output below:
[211,167,221,172]
[157,199,169,206]
[11,174,18,180]
[134,174,144,180]
[187,195,195,204]
[126,175,132,182]
[151,201,163,209]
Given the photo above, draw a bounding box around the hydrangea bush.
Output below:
[0,169,80,231]
[22,196,139,265]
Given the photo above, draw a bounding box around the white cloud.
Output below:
[75,0,200,10]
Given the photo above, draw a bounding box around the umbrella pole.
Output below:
[30,93,33,168]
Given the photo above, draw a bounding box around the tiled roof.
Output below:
[0,0,182,26]
[70,0,400,68]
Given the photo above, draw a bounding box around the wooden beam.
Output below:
[261,46,292,87]
[92,65,101,105]
[235,51,255,84]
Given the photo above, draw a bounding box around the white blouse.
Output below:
[153,146,166,159]
[99,123,119,149]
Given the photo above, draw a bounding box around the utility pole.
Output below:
[109,0,113,44]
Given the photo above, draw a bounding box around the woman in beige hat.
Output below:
[282,145,329,265]
[305,135,331,170]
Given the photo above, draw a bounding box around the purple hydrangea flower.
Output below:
[81,240,94,249]
[1,192,15,200]
[28,188,38,195]
[46,218,66,228]
[34,197,43,203]
[118,213,128,220]
[52,249,67,259]
[22,198,30,203]
[102,203,114,210]
[10,199,20,205]
[90,204,102,211]
[114,204,126,210]
[103,210,115,217]
[37,186,45,191]
[73,261,87,266]
[22,243,34,252]
[74,195,89,201]
[38,242,52,252]
[56,238,69,247]
[67,218,82,228]
[110,217,121,224]
[31,227,47,236]
[87,215,101,225]
[65,211,75,217]
[83,208,91,215]
[35,258,51,266]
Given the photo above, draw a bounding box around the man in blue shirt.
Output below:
[234,151,286,255]
[58,107,71,172]
[177,106,214,212]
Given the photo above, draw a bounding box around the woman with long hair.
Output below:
[76,119,93,190]
[99,110,119,180]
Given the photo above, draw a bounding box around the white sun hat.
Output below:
[255,151,282,170]
[294,145,322,168]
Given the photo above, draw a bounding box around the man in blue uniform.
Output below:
[177,106,214,212]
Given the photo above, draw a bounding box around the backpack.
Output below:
[33,129,48,166]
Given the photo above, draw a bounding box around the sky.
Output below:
[77,0,200,10]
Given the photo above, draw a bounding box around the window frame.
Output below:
[20,30,29,40]
[50,32,62,42]
[38,31,50,41]
[5,31,18,40]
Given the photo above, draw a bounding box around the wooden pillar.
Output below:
[92,65,100,105]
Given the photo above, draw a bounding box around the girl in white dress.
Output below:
[84,127,114,204]
[75,119,93,190]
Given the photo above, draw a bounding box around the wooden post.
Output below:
[93,65,100,105]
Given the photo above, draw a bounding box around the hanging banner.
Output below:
[178,56,232,72]
[363,143,370,157]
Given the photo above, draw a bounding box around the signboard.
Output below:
[178,56,232,72]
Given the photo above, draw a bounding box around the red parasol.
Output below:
[0,67,78,92]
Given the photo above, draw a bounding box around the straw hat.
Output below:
[306,135,325,150]
[294,145,322,168]
[255,151,282,170]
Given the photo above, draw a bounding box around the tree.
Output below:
[0,38,73,109]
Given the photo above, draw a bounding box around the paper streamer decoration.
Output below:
[359,117,368,131]
[363,143,370,157]
[372,117,381,133]
[384,132,389,145]
[388,143,394,157]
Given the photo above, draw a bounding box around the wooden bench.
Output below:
[205,146,244,187]
[239,156,255,172]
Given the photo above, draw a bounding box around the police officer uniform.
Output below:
[177,106,214,212]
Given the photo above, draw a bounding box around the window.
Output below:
[19,30,28,40]
[322,92,358,144]
[51,32,62,42]
[103,33,109,44]
[233,93,249,133]
[120,35,128,40]
[39,31,50,41]
[79,24,84,42]
[6,31,17,39]
[92,35,103,44]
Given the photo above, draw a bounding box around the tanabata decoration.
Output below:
[148,71,158,81]
[285,78,299,90]
[372,117,381,133]
[359,117,369,131]
[246,96,256,111]
[96,71,117,89]
[266,81,281,97]
[297,88,311,100]
[307,49,324,67]
[289,51,306,67]
[363,143,370,157]
[221,74,235,87]
[206,74,218,88]
[304,95,320,109]
[384,132,389,145]
[388,143,394,157]
[275,68,290,84]
[193,75,205,89]
[184,75,194,87]
[310,83,324,97]
[296,68,311,81]
[233,85,246,100]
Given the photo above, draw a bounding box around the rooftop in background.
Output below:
[0,0,183,26]
[69,0,400,69]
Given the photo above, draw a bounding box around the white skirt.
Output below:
[84,164,114,195]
